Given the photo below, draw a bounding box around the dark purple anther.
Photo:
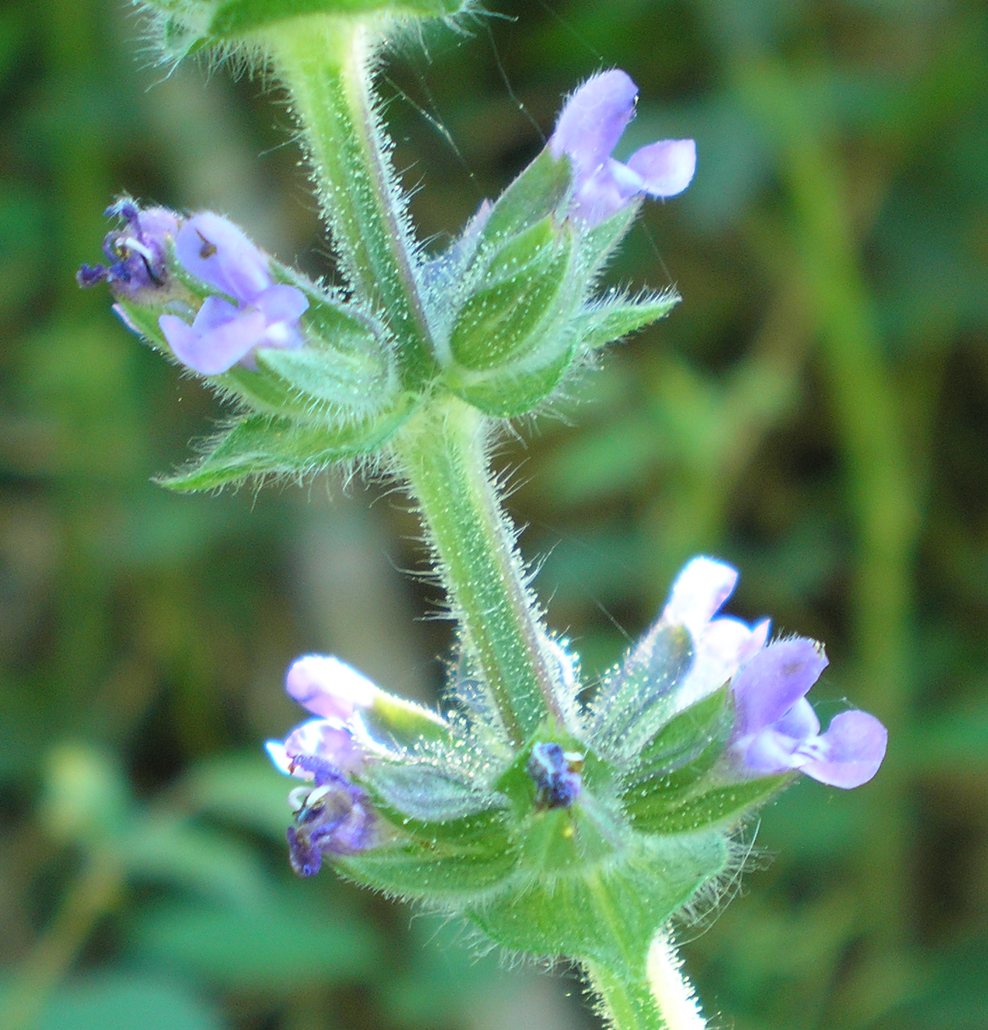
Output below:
[286,775,376,876]
[76,199,180,297]
[528,741,582,809]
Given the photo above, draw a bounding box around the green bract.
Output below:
[317,628,782,1000]
[143,0,467,58]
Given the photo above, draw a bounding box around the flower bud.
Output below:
[442,218,582,416]
[448,218,576,371]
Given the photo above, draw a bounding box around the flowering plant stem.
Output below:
[586,961,667,1030]
[268,22,700,1024]
[393,398,562,744]
[269,19,435,389]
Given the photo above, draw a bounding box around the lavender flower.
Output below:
[730,638,888,788]
[265,655,377,779]
[158,212,309,375]
[550,69,696,225]
[77,199,179,296]
[267,655,382,874]
[662,556,770,709]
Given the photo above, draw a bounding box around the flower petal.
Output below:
[570,166,632,224]
[550,69,638,175]
[264,739,295,776]
[160,307,268,375]
[285,655,377,720]
[176,212,271,301]
[255,283,309,324]
[798,710,888,788]
[191,294,240,333]
[283,717,363,774]
[663,556,739,636]
[732,637,828,736]
[677,616,770,708]
[736,725,802,775]
[626,139,697,198]
[773,696,820,740]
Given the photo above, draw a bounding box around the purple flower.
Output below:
[527,742,582,809]
[550,69,696,225]
[284,654,377,721]
[267,655,383,873]
[662,556,770,710]
[286,771,375,876]
[265,655,378,781]
[158,212,308,376]
[77,199,179,297]
[730,638,888,788]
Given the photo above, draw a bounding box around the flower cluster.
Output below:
[264,556,887,886]
[265,656,380,875]
[665,558,887,788]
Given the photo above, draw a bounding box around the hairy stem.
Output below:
[270,18,436,388]
[583,883,705,1030]
[393,399,563,744]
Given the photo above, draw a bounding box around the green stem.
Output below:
[583,878,705,1030]
[269,18,436,388]
[392,399,562,744]
[586,962,668,1030]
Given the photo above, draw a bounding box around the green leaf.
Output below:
[213,0,464,35]
[339,839,521,900]
[216,364,319,420]
[575,290,679,351]
[469,831,727,964]
[367,760,506,823]
[479,149,572,245]
[629,687,733,785]
[361,691,452,752]
[622,745,723,818]
[255,343,394,414]
[518,794,623,874]
[446,335,577,417]
[147,0,466,42]
[450,222,575,372]
[161,398,415,492]
[579,202,639,278]
[629,775,791,834]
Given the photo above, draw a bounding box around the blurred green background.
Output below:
[2,0,986,1027]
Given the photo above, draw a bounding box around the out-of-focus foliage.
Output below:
[1,0,986,1027]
